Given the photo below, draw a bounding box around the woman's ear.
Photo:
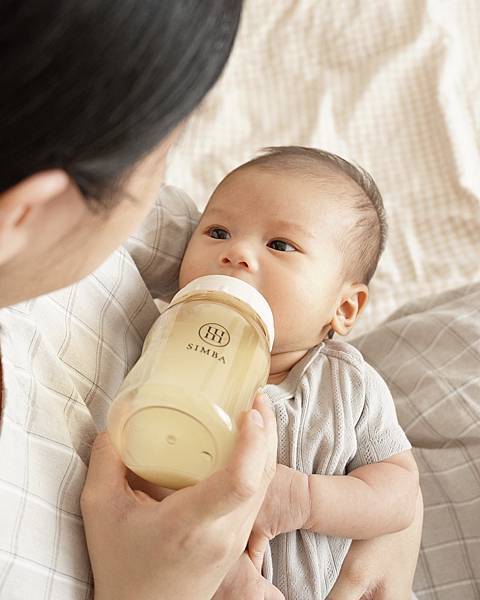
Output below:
[330,284,369,336]
[0,170,69,264]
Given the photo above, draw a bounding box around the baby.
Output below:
[178,146,419,599]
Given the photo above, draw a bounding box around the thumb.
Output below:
[82,432,128,505]
[190,393,277,520]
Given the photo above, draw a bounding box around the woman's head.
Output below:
[0,1,241,307]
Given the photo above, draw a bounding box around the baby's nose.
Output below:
[219,246,258,271]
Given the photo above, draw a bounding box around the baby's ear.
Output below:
[330,283,368,336]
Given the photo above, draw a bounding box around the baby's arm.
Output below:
[304,449,419,538]
[248,450,418,568]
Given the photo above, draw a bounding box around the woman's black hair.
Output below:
[0,1,242,206]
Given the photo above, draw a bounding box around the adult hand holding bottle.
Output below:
[81,393,277,600]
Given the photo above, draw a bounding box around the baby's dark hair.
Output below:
[238,146,387,285]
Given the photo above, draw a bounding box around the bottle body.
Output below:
[108,288,271,489]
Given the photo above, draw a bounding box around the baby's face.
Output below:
[179,167,360,354]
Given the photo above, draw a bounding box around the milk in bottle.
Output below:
[107,275,274,489]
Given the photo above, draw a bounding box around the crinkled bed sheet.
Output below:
[165,2,480,597]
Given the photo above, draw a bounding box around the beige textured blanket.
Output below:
[354,283,480,599]
[166,0,480,338]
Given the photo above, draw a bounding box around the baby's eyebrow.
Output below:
[272,219,316,240]
[203,207,230,219]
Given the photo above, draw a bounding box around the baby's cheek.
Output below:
[178,243,199,287]
[268,294,297,341]
[178,260,189,288]
[178,261,197,289]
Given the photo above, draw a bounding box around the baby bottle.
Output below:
[107,275,274,489]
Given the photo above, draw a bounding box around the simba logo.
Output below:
[198,323,230,348]
[184,323,230,364]
[186,343,227,364]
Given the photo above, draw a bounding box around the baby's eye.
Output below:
[208,227,231,240]
[267,239,296,252]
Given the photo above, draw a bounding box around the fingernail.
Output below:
[249,409,264,428]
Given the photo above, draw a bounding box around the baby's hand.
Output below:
[213,552,284,599]
[248,464,310,570]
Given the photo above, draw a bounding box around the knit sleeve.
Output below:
[347,361,411,472]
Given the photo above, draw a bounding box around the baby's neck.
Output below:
[267,348,311,384]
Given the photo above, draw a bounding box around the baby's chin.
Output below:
[270,333,329,359]
[270,343,312,358]
[268,345,312,382]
